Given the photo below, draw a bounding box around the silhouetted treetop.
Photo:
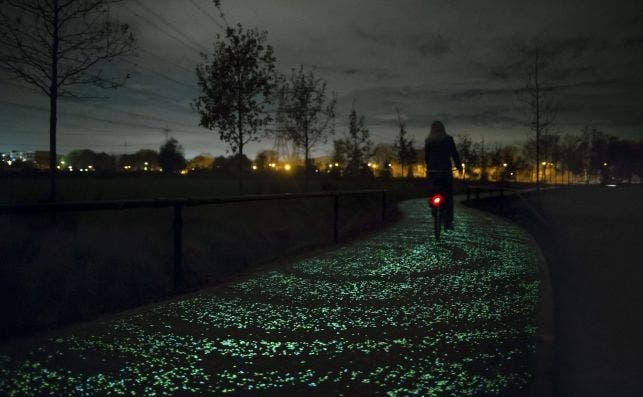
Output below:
[194,22,277,192]
[158,138,186,174]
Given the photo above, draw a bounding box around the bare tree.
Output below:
[393,108,416,178]
[276,65,336,190]
[254,149,279,170]
[370,143,395,177]
[473,139,488,182]
[0,0,135,201]
[335,105,372,177]
[455,135,474,180]
[560,133,585,184]
[194,23,277,193]
[522,44,557,192]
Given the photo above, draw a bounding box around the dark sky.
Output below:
[1,0,642,158]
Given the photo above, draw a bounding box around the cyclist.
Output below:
[424,120,462,230]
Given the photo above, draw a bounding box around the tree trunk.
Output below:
[237,110,244,194]
[48,0,60,203]
[535,58,541,195]
[304,130,309,192]
[49,90,58,202]
[237,83,244,194]
[238,142,243,194]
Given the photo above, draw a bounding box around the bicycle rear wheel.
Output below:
[434,208,441,240]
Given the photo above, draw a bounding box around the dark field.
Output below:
[467,185,643,396]
[2,175,312,203]
[1,174,429,203]
[0,175,433,339]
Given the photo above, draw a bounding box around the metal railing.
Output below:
[465,185,506,201]
[0,189,388,290]
[465,184,557,201]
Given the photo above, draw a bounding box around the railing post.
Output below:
[173,205,183,290]
[381,191,386,223]
[333,194,339,243]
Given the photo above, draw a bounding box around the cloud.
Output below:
[449,87,517,101]
[622,35,643,47]
[340,67,393,80]
[351,26,451,58]
[417,35,450,57]
[3,0,643,157]
[548,36,592,58]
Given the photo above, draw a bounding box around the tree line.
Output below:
[4,123,641,185]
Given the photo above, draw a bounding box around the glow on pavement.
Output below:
[0,199,541,396]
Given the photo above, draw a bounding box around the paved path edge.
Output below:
[460,202,555,397]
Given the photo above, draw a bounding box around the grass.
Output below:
[0,175,434,339]
[0,173,432,203]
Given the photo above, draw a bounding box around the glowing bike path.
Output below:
[0,199,542,396]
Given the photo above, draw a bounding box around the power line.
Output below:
[0,79,198,130]
[4,80,394,145]
[1,72,193,114]
[125,6,203,56]
[0,140,162,149]
[35,67,197,112]
[132,0,208,54]
[139,48,196,75]
[0,99,196,133]
[115,83,194,110]
[72,103,199,131]
[188,0,227,32]
[122,58,196,90]
[0,98,230,152]
[245,0,267,29]
[4,121,170,137]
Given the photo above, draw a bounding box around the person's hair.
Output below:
[428,120,447,142]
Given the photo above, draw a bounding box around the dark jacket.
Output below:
[425,135,461,176]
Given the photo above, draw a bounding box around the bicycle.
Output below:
[428,191,445,240]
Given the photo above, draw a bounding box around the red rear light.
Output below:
[429,193,444,207]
